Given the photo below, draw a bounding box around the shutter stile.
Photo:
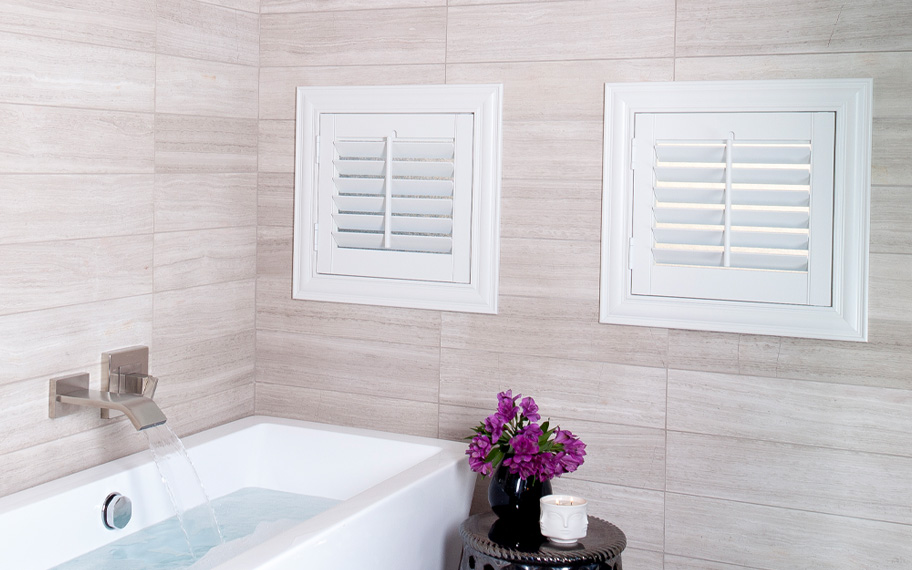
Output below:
[332,137,456,255]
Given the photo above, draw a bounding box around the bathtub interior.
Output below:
[0,417,471,569]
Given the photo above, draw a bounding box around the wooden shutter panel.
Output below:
[316,113,474,283]
[630,112,835,306]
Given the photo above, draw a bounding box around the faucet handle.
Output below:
[120,372,158,399]
[141,375,158,400]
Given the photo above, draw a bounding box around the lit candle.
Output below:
[539,494,588,545]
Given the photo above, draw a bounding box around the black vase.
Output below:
[487,463,552,525]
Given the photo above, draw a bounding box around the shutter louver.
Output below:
[332,137,456,255]
[652,139,813,272]
[631,112,836,306]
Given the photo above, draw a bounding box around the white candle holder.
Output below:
[539,494,588,545]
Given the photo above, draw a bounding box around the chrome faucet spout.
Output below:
[57,388,166,431]
[49,373,167,431]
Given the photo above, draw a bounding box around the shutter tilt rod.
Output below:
[383,131,395,249]
[723,132,734,268]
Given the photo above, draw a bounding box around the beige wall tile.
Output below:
[448,0,544,4]
[200,0,259,12]
[0,420,147,498]
[0,174,153,245]
[261,0,444,12]
[0,296,153,383]
[0,375,116,456]
[154,227,256,292]
[155,55,258,119]
[735,334,782,377]
[501,179,602,242]
[570,416,666,490]
[499,237,600,301]
[667,369,912,457]
[155,173,257,231]
[0,104,153,173]
[257,173,295,228]
[674,52,912,119]
[259,64,445,120]
[0,0,155,51]
[667,330,741,374]
[0,32,154,112]
[675,0,912,57]
[665,493,912,569]
[437,402,482,442]
[447,59,674,122]
[503,121,603,181]
[151,330,255,408]
[0,236,152,316]
[152,279,255,352]
[156,0,259,66]
[154,114,257,173]
[256,383,439,437]
[623,549,666,570]
[441,296,669,369]
[665,555,762,570]
[772,329,912,389]
[256,225,292,276]
[257,120,294,173]
[440,348,667,429]
[257,275,442,346]
[668,431,912,525]
[871,185,912,254]
[869,253,912,323]
[558,477,665,553]
[162,383,254,438]
[873,117,912,186]
[260,8,446,67]
[447,0,674,63]
[256,329,440,402]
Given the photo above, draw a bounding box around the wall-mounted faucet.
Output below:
[48,346,166,431]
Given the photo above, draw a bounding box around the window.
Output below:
[601,79,872,341]
[293,85,502,313]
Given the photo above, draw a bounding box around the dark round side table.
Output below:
[458,512,626,570]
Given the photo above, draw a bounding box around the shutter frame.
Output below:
[601,79,872,341]
[292,84,502,314]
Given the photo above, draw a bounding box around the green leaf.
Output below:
[485,447,505,468]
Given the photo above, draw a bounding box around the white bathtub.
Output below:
[0,416,475,569]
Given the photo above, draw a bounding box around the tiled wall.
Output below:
[256,1,912,568]
[1,1,910,568]
[0,0,258,498]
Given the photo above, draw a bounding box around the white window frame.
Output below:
[293,84,503,314]
[600,79,872,341]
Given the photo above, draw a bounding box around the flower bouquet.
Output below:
[466,390,587,481]
[466,390,587,522]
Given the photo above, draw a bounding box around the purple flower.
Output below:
[519,396,540,422]
[554,429,586,473]
[496,390,518,422]
[502,424,543,478]
[466,434,494,476]
[535,453,561,481]
[483,413,506,442]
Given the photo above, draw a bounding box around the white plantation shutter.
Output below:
[630,111,836,306]
[316,113,474,283]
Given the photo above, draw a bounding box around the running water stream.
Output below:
[144,424,225,558]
